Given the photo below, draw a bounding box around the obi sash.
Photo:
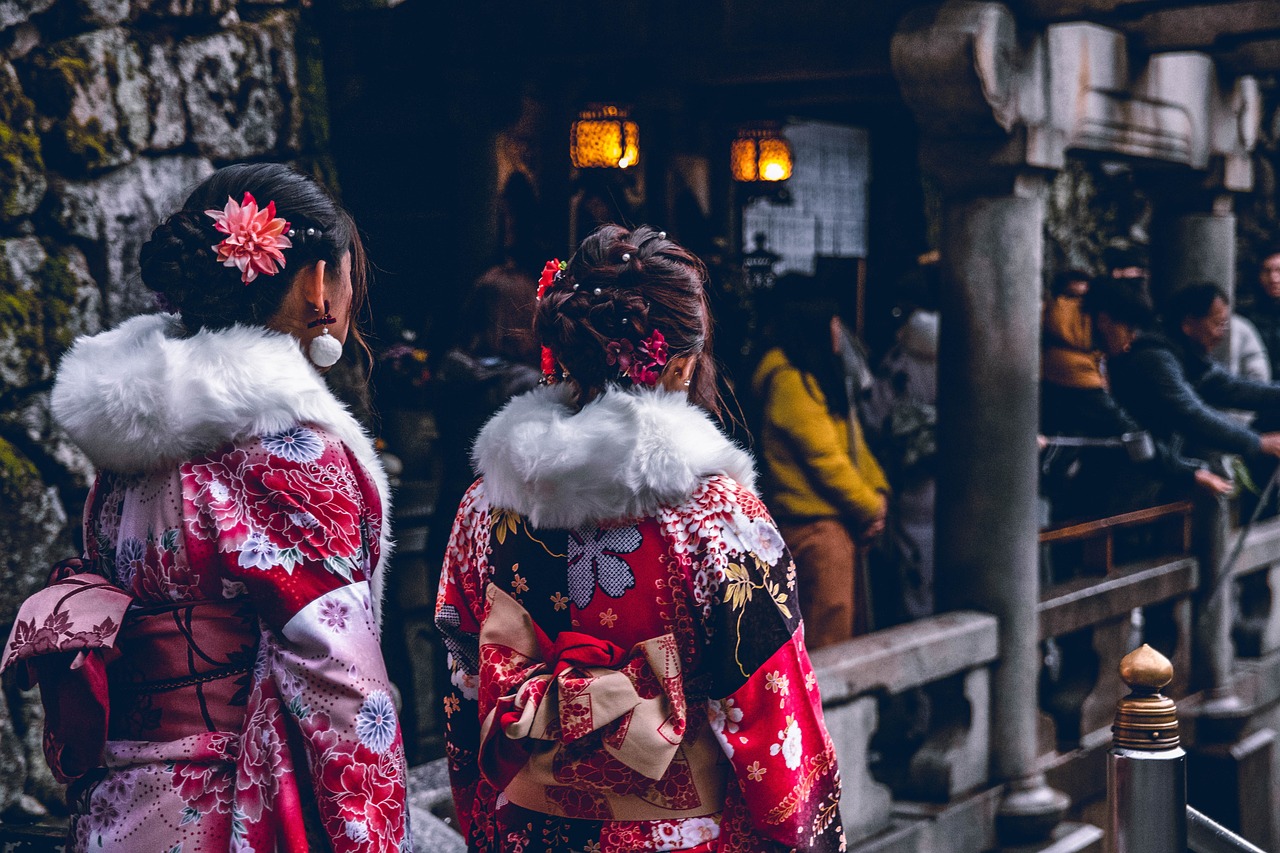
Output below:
[2,560,254,782]
[478,583,728,822]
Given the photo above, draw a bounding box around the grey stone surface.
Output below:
[826,695,894,847]
[0,0,54,32]
[407,759,463,852]
[136,0,236,16]
[57,154,214,321]
[71,0,131,26]
[178,11,301,160]
[812,610,998,703]
[142,41,187,151]
[28,28,143,172]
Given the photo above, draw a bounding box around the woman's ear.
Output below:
[299,260,327,313]
[660,354,696,392]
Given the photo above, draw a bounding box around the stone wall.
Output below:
[0,0,320,820]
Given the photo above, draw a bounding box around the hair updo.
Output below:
[534,224,721,416]
[139,163,368,337]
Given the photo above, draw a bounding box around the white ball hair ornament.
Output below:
[308,327,343,368]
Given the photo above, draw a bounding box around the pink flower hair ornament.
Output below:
[205,192,293,285]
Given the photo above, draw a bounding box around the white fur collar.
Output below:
[473,384,756,529]
[50,313,394,623]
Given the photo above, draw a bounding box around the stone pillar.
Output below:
[935,181,1070,843]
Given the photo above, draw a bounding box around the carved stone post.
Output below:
[893,4,1069,843]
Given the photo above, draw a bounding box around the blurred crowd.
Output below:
[391,240,1280,658]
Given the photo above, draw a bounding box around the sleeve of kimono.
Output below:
[433,479,496,850]
[186,427,408,852]
[695,479,846,852]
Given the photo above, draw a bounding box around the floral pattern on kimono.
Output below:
[437,475,845,852]
[5,424,408,853]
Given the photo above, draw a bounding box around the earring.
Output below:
[307,300,342,367]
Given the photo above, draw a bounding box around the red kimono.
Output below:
[2,314,408,852]
[436,384,845,852]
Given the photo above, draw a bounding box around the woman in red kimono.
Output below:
[2,163,408,852]
[436,225,845,852]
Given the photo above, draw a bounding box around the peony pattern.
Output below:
[6,421,409,852]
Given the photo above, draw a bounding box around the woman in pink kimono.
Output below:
[2,163,408,852]
[436,225,846,852]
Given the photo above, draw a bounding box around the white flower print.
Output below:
[237,532,282,571]
[770,715,803,770]
[345,819,370,842]
[319,598,350,631]
[355,690,398,753]
[288,510,320,530]
[720,511,785,565]
[566,523,642,608]
[261,426,325,463]
[707,698,745,758]
[676,817,720,847]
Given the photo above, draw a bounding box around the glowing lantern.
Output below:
[731,124,793,182]
[570,105,640,170]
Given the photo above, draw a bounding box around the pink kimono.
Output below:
[2,314,408,852]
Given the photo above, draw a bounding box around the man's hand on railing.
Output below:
[1258,431,1280,457]
[1194,467,1234,496]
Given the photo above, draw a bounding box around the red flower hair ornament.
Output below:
[537,259,566,383]
[205,192,293,285]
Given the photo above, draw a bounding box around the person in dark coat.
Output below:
[1242,243,1280,379]
[1107,282,1280,462]
[1039,280,1232,522]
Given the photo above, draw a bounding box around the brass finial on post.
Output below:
[1113,644,1179,751]
[1107,644,1187,853]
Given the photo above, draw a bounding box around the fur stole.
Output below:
[473,383,756,529]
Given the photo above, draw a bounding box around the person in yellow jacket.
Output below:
[752,297,889,647]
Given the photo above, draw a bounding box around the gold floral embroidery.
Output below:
[725,556,794,676]
[764,748,837,825]
[747,761,766,782]
[512,570,529,595]
[491,508,520,544]
[550,591,569,611]
[766,670,790,696]
[443,695,460,716]
[599,608,618,628]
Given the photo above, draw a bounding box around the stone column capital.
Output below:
[892,2,1262,194]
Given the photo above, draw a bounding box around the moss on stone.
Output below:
[37,251,81,356]
[26,42,120,173]
[0,245,47,393]
[0,437,39,504]
[0,65,44,220]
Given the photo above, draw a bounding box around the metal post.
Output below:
[1108,644,1187,853]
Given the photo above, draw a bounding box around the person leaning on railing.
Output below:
[1038,279,1232,523]
[1106,281,1280,467]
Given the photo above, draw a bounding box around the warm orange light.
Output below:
[570,105,640,170]
[731,124,793,182]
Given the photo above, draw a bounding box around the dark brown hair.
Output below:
[139,162,371,365]
[534,224,722,417]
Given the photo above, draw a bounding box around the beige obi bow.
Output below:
[478,583,687,783]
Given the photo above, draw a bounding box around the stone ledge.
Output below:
[1037,556,1197,640]
[812,610,998,704]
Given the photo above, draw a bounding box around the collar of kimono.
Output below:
[473,382,756,529]
[49,312,393,622]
